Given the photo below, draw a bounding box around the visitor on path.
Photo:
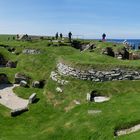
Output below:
[68,32,72,42]
[102,33,106,41]
[55,32,58,40]
[60,33,63,40]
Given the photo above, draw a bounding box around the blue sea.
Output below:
[107,39,140,49]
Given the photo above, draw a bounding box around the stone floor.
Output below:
[0,84,28,110]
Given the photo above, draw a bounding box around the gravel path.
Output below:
[0,84,28,110]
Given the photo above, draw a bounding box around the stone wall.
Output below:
[57,63,140,82]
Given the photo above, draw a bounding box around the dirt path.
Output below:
[0,84,28,110]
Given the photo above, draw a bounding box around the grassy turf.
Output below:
[0,36,140,139]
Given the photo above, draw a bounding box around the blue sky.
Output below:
[0,0,140,39]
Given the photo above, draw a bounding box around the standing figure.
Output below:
[68,32,72,42]
[102,33,106,41]
[60,33,63,40]
[55,32,58,40]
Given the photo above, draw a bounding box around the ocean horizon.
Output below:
[83,38,140,49]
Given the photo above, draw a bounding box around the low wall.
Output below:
[57,63,140,82]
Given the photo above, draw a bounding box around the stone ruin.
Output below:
[22,49,41,54]
[129,52,140,60]
[29,93,37,104]
[102,47,115,57]
[114,123,140,137]
[102,47,130,60]
[57,62,140,82]
[11,107,28,117]
[87,91,110,103]
[16,34,31,41]
[0,53,17,68]
[102,46,140,60]
[6,60,17,68]
[81,43,96,52]
[50,71,69,85]
[32,80,46,88]
[15,73,30,85]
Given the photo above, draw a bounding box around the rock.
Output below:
[50,71,69,85]
[15,73,29,84]
[32,81,40,88]
[102,47,115,57]
[56,87,63,93]
[11,107,28,117]
[57,62,140,83]
[94,96,110,103]
[6,60,17,68]
[87,93,91,101]
[123,75,133,80]
[88,110,102,115]
[115,124,140,137]
[94,79,100,82]
[112,68,121,72]
[22,49,40,54]
[29,93,37,104]
[20,80,28,87]
[133,76,140,80]
[73,100,81,105]
[117,55,123,59]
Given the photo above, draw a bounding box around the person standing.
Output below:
[68,32,72,42]
[60,33,63,40]
[102,33,106,41]
[55,32,58,40]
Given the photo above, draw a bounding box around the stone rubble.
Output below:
[22,49,40,54]
[56,87,63,93]
[88,110,102,114]
[57,62,140,82]
[73,100,81,105]
[50,71,69,85]
[94,96,110,103]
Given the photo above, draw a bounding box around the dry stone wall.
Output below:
[57,63,140,82]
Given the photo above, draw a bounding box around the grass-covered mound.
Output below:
[0,35,140,139]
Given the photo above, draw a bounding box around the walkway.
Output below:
[0,84,28,110]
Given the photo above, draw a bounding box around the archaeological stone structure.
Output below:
[57,62,140,82]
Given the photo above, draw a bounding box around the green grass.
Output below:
[0,36,140,139]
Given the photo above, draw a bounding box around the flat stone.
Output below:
[22,49,40,54]
[111,73,121,77]
[94,79,100,82]
[94,96,110,103]
[115,124,140,137]
[73,100,81,105]
[88,110,102,114]
[29,93,37,104]
[20,80,28,87]
[32,81,40,88]
[56,87,63,93]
